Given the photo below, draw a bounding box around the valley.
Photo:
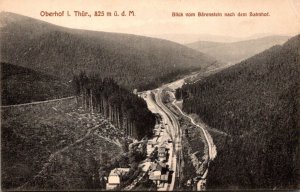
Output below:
[138,70,220,191]
[1,10,299,192]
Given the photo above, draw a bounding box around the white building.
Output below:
[106,168,130,190]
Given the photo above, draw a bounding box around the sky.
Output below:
[1,0,300,43]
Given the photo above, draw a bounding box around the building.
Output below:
[158,146,167,162]
[133,89,138,95]
[106,168,130,190]
[149,162,169,185]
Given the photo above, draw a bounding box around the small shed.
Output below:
[106,168,130,190]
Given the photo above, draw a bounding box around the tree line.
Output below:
[73,72,156,140]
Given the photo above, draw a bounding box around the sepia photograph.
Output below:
[0,0,299,191]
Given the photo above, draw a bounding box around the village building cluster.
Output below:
[148,145,170,186]
[105,116,173,190]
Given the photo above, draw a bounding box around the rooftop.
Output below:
[109,168,130,177]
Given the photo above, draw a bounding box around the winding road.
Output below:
[170,92,217,162]
[170,93,217,190]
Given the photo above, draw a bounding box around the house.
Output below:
[158,146,167,162]
[149,162,169,185]
[106,168,130,190]
[133,89,138,95]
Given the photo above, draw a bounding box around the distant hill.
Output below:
[178,34,300,189]
[149,33,285,44]
[0,12,217,92]
[186,36,290,64]
[1,62,73,105]
[147,33,244,44]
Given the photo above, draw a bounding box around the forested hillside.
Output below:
[177,34,300,189]
[1,62,73,105]
[186,36,289,64]
[73,73,156,140]
[0,12,217,91]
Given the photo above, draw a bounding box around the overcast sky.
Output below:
[1,0,300,42]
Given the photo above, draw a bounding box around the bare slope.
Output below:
[1,100,124,190]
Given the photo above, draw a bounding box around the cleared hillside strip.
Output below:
[1,96,75,108]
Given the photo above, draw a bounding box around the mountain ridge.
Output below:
[0,12,218,91]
